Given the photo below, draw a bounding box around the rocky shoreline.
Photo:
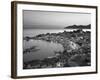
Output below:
[23,29,91,69]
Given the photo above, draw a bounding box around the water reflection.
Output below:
[23,40,64,62]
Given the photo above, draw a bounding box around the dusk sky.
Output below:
[23,10,91,29]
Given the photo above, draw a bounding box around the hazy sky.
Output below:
[23,10,91,29]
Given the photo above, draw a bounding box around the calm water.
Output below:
[23,29,90,62]
[23,29,65,37]
[23,39,64,62]
[23,29,91,37]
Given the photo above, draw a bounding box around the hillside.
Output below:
[64,24,91,29]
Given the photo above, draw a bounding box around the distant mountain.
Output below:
[64,24,91,29]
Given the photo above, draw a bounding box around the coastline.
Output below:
[23,29,91,69]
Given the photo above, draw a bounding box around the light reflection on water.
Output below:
[23,29,91,37]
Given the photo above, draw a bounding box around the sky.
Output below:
[23,10,91,29]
